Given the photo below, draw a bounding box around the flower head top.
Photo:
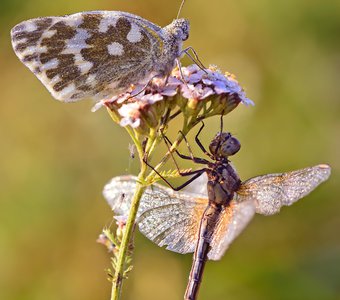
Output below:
[96,64,253,135]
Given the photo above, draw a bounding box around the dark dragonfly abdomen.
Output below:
[185,162,240,300]
[184,204,222,300]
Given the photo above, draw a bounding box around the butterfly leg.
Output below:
[126,74,159,100]
[182,46,207,73]
[176,58,189,89]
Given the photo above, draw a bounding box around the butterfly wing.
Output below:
[11,11,162,101]
[103,175,208,254]
[237,164,331,216]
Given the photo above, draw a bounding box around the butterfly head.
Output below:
[165,18,190,41]
[209,132,241,159]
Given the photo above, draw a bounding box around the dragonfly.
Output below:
[103,124,331,300]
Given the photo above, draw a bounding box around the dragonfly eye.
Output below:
[209,133,241,158]
[221,136,241,156]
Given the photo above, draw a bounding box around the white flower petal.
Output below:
[91,100,106,112]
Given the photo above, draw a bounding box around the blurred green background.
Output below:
[1,0,339,299]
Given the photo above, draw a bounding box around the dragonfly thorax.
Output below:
[209,132,241,160]
[207,163,241,205]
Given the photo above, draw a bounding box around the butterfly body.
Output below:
[11,11,189,101]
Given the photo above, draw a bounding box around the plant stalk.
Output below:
[110,129,157,300]
[110,165,147,300]
[109,118,196,300]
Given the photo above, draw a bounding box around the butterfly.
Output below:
[11,11,189,102]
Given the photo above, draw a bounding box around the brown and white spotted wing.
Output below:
[103,176,208,254]
[11,11,163,102]
[208,164,331,260]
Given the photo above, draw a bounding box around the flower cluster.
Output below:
[97,216,127,253]
[97,215,133,281]
[93,64,253,135]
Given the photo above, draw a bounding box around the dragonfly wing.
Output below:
[184,173,208,195]
[237,164,331,216]
[103,175,140,216]
[207,164,330,260]
[103,175,209,254]
[208,198,256,260]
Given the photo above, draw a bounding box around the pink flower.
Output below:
[98,64,253,133]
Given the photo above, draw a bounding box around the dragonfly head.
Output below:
[209,132,241,159]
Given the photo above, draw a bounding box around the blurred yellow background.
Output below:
[1,0,339,299]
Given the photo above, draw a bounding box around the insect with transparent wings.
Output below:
[103,124,331,300]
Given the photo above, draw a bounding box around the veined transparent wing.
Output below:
[207,164,330,260]
[207,198,256,260]
[184,173,208,195]
[103,175,208,254]
[11,11,161,101]
[237,164,331,216]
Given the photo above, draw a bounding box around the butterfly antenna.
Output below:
[177,0,186,19]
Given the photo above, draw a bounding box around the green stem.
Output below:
[110,164,147,300]
[145,128,157,156]
[125,125,144,163]
[110,128,157,300]
[109,117,197,299]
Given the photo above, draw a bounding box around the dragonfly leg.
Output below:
[215,114,225,150]
[162,132,209,165]
[160,107,171,128]
[194,122,214,159]
[143,155,206,191]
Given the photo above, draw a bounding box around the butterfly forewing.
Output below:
[11,11,162,101]
[237,164,331,216]
[103,176,208,254]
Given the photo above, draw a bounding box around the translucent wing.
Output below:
[184,173,208,195]
[11,11,162,101]
[103,175,208,254]
[237,164,331,216]
[207,198,256,260]
[207,164,330,260]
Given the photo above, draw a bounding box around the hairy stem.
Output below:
[110,129,157,300]
[110,164,147,300]
[109,118,196,299]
